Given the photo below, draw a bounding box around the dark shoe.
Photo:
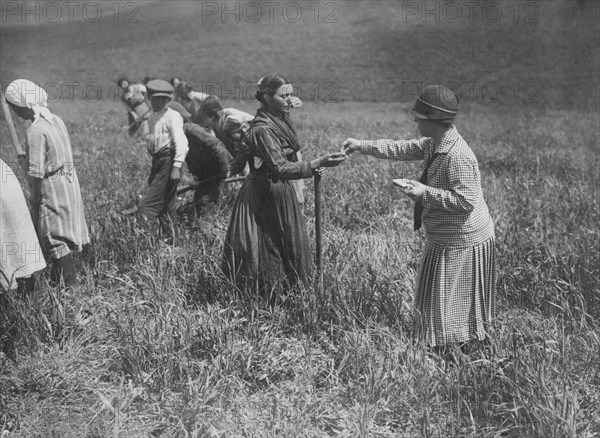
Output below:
[51,253,79,288]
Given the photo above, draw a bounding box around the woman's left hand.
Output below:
[398,180,426,202]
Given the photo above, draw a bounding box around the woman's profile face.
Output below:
[7,102,34,121]
[266,84,294,117]
[416,118,436,137]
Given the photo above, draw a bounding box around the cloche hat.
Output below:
[410,85,458,122]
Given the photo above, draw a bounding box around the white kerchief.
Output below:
[5,79,54,123]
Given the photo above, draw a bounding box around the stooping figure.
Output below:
[0,158,46,292]
[137,79,189,242]
[117,76,150,138]
[201,94,307,203]
[197,95,253,177]
[167,101,232,216]
[199,95,253,155]
[342,85,497,356]
[4,79,90,287]
[171,77,209,125]
[220,109,253,177]
[222,74,346,302]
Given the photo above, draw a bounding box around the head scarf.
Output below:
[223,115,245,135]
[4,79,54,123]
[222,109,253,136]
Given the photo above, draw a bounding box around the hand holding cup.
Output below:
[393,178,426,202]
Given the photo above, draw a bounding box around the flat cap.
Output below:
[147,79,174,97]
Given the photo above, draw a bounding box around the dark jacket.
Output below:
[184,122,232,181]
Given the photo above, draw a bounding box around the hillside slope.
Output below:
[0,0,598,107]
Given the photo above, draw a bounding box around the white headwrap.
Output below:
[4,79,54,123]
[222,108,253,135]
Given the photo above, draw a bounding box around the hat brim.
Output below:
[409,108,455,121]
[149,92,172,98]
[409,108,431,119]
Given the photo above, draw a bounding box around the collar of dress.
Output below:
[433,125,459,154]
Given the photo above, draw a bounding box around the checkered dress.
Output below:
[359,126,496,346]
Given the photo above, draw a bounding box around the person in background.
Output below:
[222,73,346,303]
[171,77,209,124]
[167,101,232,216]
[198,95,253,153]
[342,85,497,359]
[221,111,252,177]
[4,79,90,288]
[201,95,314,202]
[198,95,254,177]
[1,158,46,292]
[117,76,150,138]
[138,79,189,242]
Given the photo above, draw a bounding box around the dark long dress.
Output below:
[222,108,313,298]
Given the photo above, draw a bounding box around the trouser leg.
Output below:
[139,151,177,239]
[127,112,136,137]
[159,173,178,240]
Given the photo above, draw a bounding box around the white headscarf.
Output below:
[4,79,54,123]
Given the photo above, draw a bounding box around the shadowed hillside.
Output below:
[1,0,598,108]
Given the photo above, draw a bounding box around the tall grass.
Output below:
[1,100,598,437]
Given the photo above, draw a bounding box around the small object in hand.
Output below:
[392,178,414,190]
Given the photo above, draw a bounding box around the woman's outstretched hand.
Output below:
[310,152,347,172]
[341,138,361,155]
[320,152,347,167]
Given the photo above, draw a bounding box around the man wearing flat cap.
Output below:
[138,79,189,241]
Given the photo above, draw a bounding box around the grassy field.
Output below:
[1,1,599,437]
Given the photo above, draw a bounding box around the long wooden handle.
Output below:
[314,172,324,294]
[122,106,153,132]
[0,90,25,156]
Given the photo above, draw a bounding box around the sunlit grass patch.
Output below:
[1,98,599,437]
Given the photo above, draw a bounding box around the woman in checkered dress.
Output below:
[5,79,90,287]
[342,85,496,351]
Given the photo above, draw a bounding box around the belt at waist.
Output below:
[151,147,175,158]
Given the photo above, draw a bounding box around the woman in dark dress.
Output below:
[223,74,345,301]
